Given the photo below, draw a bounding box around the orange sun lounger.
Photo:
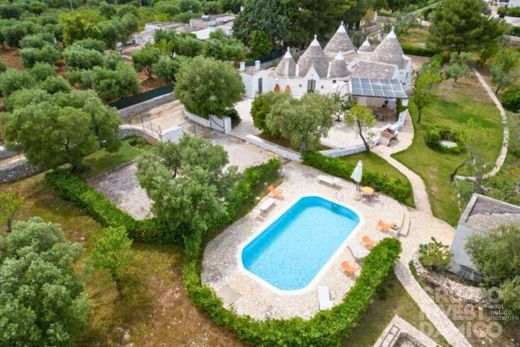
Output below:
[268,185,283,199]
[361,236,377,249]
[377,220,398,233]
[340,260,358,277]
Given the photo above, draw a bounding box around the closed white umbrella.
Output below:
[350,160,363,190]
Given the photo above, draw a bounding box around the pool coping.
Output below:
[235,194,365,296]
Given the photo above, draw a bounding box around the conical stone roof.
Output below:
[370,28,405,68]
[328,52,349,78]
[358,38,373,53]
[324,21,355,57]
[275,47,296,77]
[297,35,329,78]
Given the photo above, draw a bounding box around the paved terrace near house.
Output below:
[201,161,454,320]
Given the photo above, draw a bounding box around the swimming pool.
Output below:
[241,196,361,291]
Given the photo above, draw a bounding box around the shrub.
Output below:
[30,62,56,81]
[418,237,453,273]
[301,151,413,205]
[38,76,72,94]
[509,26,520,37]
[401,44,437,57]
[501,88,520,112]
[73,38,106,52]
[507,7,520,18]
[425,126,466,154]
[63,45,103,70]
[497,6,507,18]
[0,59,5,73]
[19,44,60,67]
[251,92,291,135]
[183,237,401,346]
[19,32,55,49]
[0,69,36,97]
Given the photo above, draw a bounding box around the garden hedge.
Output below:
[301,151,413,206]
[425,126,466,154]
[45,169,166,243]
[501,88,520,113]
[183,238,402,346]
[45,159,282,244]
[402,44,438,57]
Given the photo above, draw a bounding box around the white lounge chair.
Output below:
[259,197,276,214]
[318,285,333,310]
[317,174,340,187]
[349,242,369,260]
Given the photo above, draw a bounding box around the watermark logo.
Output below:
[418,283,519,342]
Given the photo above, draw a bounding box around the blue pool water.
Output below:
[242,196,360,291]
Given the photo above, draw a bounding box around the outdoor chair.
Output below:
[377,220,399,233]
[361,235,377,249]
[268,185,284,200]
[340,260,359,277]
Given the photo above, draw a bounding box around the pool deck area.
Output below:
[202,162,410,320]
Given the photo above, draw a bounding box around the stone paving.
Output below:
[373,113,433,215]
[89,162,152,220]
[374,315,438,347]
[202,161,409,320]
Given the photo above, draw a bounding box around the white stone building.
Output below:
[240,23,412,109]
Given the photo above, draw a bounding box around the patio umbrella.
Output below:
[350,160,363,190]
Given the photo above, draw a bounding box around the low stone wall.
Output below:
[319,145,365,158]
[118,93,176,119]
[412,253,490,307]
[185,110,232,134]
[0,145,18,160]
[0,159,42,184]
[244,134,301,161]
[118,124,160,143]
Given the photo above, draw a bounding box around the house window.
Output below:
[307,79,316,92]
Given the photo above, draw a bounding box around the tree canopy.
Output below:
[175,56,243,117]
[137,136,237,257]
[265,93,335,151]
[345,104,376,151]
[0,217,89,346]
[2,90,121,170]
[429,0,503,55]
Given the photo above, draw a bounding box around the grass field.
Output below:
[342,273,448,346]
[400,28,430,48]
[1,141,241,347]
[394,77,503,225]
[339,152,415,206]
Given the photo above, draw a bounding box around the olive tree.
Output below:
[137,136,237,257]
[0,217,89,346]
[90,226,133,295]
[265,93,335,151]
[345,104,376,152]
[131,44,161,79]
[0,192,23,232]
[175,56,243,117]
[2,90,120,170]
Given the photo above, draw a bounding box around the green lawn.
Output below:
[394,77,503,225]
[342,273,448,347]
[339,152,410,184]
[400,28,430,48]
[80,137,151,179]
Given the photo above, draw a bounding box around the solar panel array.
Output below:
[350,77,408,99]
